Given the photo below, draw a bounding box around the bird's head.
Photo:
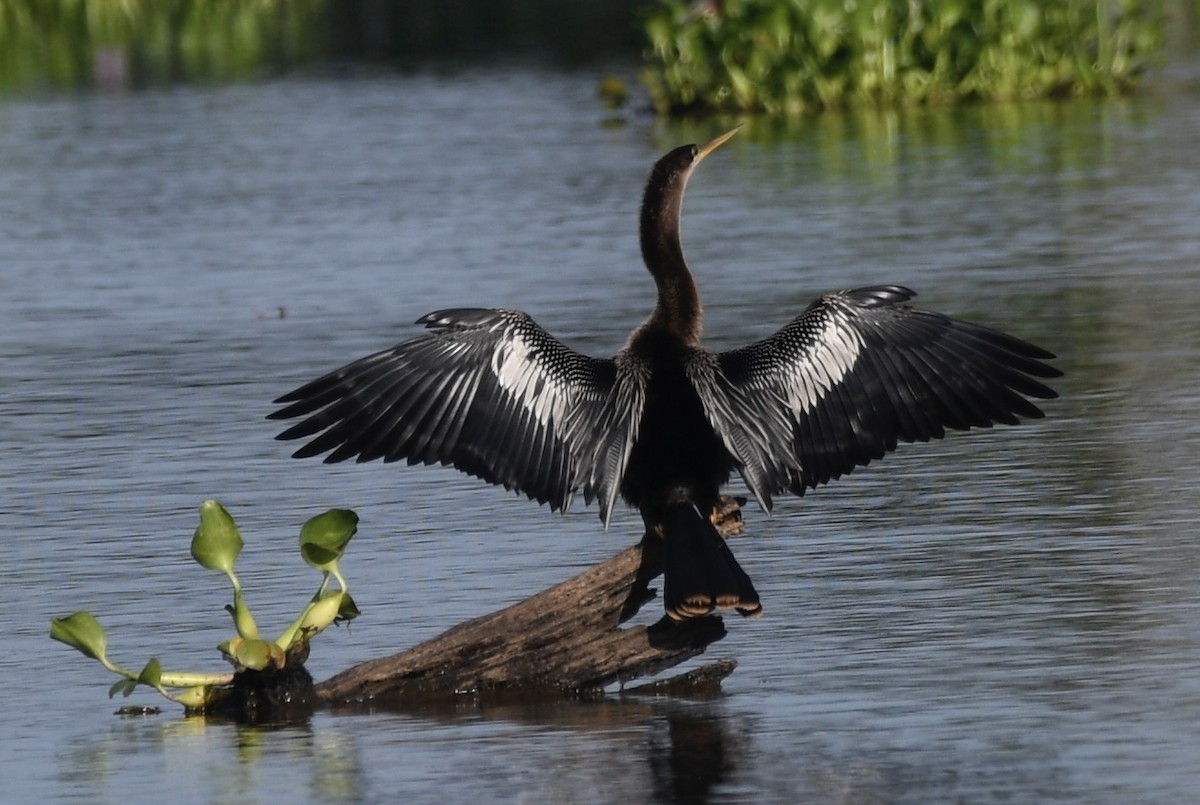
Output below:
[648,125,742,191]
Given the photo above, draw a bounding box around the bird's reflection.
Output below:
[646,706,741,803]
[338,690,745,802]
[64,687,746,803]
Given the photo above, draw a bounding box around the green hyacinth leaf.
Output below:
[191,500,244,575]
[173,684,232,712]
[232,638,283,671]
[338,592,361,621]
[298,592,344,634]
[137,657,163,689]
[109,678,138,699]
[50,611,109,664]
[229,589,260,640]
[299,509,358,571]
[172,685,212,710]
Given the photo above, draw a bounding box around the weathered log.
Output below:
[314,543,724,703]
[315,497,748,705]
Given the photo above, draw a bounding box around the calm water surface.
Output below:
[2,68,1199,803]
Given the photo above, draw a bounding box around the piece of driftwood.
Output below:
[315,498,748,705]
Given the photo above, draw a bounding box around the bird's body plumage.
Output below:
[271,130,1060,620]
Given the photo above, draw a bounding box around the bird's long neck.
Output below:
[639,166,702,346]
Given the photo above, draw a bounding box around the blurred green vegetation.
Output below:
[0,0,1195,110]
[642,0,1169,115]
[0,0,323,91]
[0,0,643,93]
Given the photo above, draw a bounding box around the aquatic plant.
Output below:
[0,0,323,92]
[641,0,1166,115]
[50,500,359,714]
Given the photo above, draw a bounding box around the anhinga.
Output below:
[269,128,1060,621]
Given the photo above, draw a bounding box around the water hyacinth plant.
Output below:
[641,0,1166,115]
[50,500,360,714]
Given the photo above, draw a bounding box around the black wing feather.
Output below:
[690,285,1061,508]
[270,308,643,522]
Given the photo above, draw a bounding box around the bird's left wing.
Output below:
[688,285,1061,512]
[269,308,643,523]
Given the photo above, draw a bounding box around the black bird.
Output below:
[269,128,1060,621]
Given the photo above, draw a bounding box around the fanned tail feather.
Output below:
[661,502,762,621]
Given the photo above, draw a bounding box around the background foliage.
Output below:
[642,0,1167,114]
[0,0,322,91]
[0,1,1192,108]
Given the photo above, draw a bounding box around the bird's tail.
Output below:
[661,502,762,621]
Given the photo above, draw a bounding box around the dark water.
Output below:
[2,68,1199,803]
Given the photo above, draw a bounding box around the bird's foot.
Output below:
[709,495,747,538]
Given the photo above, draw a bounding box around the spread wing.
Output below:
[688,285,1061,511]
[269,308,645,524]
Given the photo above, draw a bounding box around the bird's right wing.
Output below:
[689,285,1061,512]
[269,308,645,524]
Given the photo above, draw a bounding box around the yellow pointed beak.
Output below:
[695,125,742,162]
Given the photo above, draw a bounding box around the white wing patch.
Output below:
[787,309,863,413]
[491,329,569,427]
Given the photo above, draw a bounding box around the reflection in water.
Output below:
[481,696,746,803]
[646,706,740,803]
[59,696,750,804]
[60,716,366,803]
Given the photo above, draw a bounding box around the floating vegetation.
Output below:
[51,501,360,718]
[641,0,1167,115]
